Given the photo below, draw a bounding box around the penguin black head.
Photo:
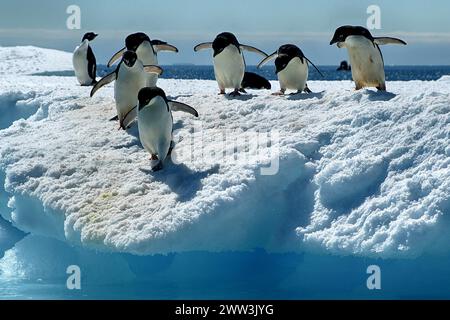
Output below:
[122,50,138,68]
[126,32,151,51]
[278,44,304,59]
[212,32,240,57]
[138,87,167,111]
[82,32,98,42]
[330,26,374,45]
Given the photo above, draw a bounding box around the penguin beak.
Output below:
[330,39,337,45]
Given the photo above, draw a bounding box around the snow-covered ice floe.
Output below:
[0,48,449,262]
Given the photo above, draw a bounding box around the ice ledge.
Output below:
[0,77,449,258]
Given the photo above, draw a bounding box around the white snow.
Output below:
[0,47,449,259]
[0,46,72,75]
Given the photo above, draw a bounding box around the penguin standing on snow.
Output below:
[137,87,199,172]
[90,51,163,129]
[330,25,407,91]
[107,32,179,87]
[194,32,269,96]
[73,32,98,86]
[257,44,323,95]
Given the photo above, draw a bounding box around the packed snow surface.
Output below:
[0,48,449,259]
[0,46,72,75]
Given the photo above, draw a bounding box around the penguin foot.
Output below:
[218,90,226,95]
[239,88,247,93]
[229,90,241,97]
[272,91,285,96]
[150,154,158,160]
[304,86,312,94]
[151,161,164,172]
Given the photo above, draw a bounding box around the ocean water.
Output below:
[2,242,450,300]
[154,65,450,82]
[35,65,450,82]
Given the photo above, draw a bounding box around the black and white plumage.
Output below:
[137,87,198,171]
[90,51,163,129]
[73,32,98,86]
[257,44,322,95]
[194,32,269,96]
[107,32,178,87]
[330,25,407,91]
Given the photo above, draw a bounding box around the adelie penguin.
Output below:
[194,32,269,96]
[257,44,323,95]
[330,26,407,91]
[241,72,271,92]
[90,51,163,129]
[137,87,199,172]
[73,32,98,86]
[107,32,178,87]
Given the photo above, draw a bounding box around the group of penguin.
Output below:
[72,26,406,171]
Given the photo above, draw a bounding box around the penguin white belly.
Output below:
[345,36,385,88]
[114,67,146,126]
[136,42,159,87]
[73,43,92,85]
[213,46,245,90]
[277,57,308,91]
[138,97,173,160]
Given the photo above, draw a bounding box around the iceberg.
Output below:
[0,46,449,298]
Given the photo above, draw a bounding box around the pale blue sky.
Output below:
[1,0,449,65]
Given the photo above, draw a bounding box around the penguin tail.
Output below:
[241,72,271,90]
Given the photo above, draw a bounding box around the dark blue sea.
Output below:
[153,65,450,82]
[37,65,450,81]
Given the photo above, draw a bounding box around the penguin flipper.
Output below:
[374,37,407,46]
[257,51,278,68]
[143,65,164,75]
[90,71,116,97]
[304,57,325,77]
[151,40,179,53]
[240,45,268,58]
[168,101,199,118]
[107,47,126,68]
[194,42,213,52]
[121,106,138,129]
[87,46,97,83]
